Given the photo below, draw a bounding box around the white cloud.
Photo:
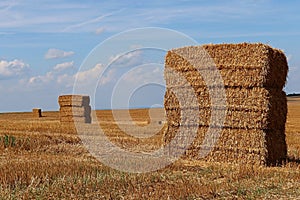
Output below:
[56,63,116,93]
[95,27,105,35]
[56,73,74,87]
[74,63,103,83]
[28,71,54,85]
[0,59,29,79]
[27,62,114,90]
[53,61,74,71]
[123,65,164,85]
[45,48,74,59]
[109,50,143,68]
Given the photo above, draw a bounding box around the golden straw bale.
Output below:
[163,43,288,166]
[59,106,91,117]
[165,43,288,88]
[32,108,42,118]
[58,95,90,107]
[60,116,91,124]
[58,95,92,124]
[164,125,287,165]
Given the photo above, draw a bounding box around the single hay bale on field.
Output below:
[32,108,42,118]
[163,43,288,166]
[58,95,92,124]
[58,95,90,103]
[58,95,90,107]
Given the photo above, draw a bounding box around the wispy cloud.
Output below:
[0,1,112,32]
[45,48,74,59]
[0,0,18,13]
[0,31,14,35]
[53,61,74,71]
[63,9,124,32]
[0,0,293,35]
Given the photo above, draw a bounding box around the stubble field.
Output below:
[0,98,299,199]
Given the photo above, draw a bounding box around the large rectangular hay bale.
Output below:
[60,116,92,124]
[58,95,90,103]
[164,87,287,130]
[58,95,90,107]
[164,125,287,165]
[59,106,91,117]
[164,87,286,109]
[163,43,288,166]
[164,105,286,130]
[58,95,92,124]
[165,43,288,88]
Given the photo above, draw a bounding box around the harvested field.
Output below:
[0,98,299,199]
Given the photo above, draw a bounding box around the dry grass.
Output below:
[0,98,299,199]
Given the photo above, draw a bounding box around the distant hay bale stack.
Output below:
[58,95,91,124]
[32,108,42,118]
[58,95,90,107]
[163,43,288,166]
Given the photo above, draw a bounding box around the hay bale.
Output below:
[59,106,91,117]
[58,95,90,103]
[164,87,287,110]
[58,95,90,107]
[32,108,42,118]
[60,116,92,123]
[165,106,286,130]
[164,125,287,165]
[165,43,288,88]
[58,95,91,124]
[163,43,288,166]
[164,89,287,130]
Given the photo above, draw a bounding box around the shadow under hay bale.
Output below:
[163,43,288,166]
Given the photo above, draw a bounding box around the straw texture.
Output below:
[58,95,91,124]
[165,43,288,88]
[165,125,287,165]
[32,108,42,118]
[163,43,288,166]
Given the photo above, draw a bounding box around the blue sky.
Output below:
[0,0,299,112]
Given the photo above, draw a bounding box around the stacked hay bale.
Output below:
[163,43,288,165]
[32,108,42,118]
[58,95,91,123]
